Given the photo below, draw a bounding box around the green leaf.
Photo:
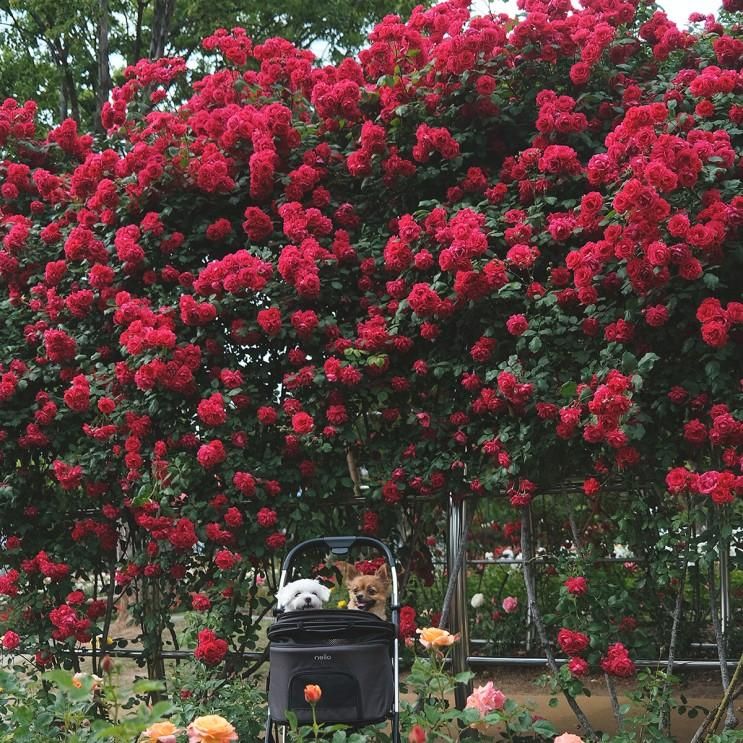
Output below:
[637,352,659,374]
[132,679,167,694]
[621,351,637,373]
[529,336,543,354]
[559,381,577,399]
[532,718,558,737]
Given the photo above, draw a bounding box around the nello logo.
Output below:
[314,653,332,661]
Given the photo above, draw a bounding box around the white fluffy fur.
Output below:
[276,578,331,611]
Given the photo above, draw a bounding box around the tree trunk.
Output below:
[95,0,112,133]
[59,82,68,122]
[149,0,177,60]
[63,62,81,123]
[131,0,148,64]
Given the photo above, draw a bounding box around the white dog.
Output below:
[276,578,330,612]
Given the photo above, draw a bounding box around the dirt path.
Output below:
[471,668,740,740]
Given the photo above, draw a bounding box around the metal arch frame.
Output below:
[445,496,736,698]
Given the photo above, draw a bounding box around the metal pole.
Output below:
[719,540,731,641]
[466,656,742,670]
[448,495,472,709]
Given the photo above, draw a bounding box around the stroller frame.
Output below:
[264,536,401,742]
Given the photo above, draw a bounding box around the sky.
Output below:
[471,0,724,23]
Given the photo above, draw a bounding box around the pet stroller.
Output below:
[265,536,401,742]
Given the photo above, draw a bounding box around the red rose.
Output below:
[197,393,227,427]
[2,630,20,650]
[506,314,529,336]
[257,507,278,528]
[644,305,669,327]
[665,467,691,493]
[257,406,278,425]
[683,419,707,446]
[569,61,591,85]
[600,642,635,677]
[44,329,77,363]
[214,550,240,570]
[257,307,282,336]
[568,656,589,676]
[194,628,228,666]
[191,593,212,611]
[557,628,590,655]
[701,321,728,348]
[564,577,588,596]
[265,532,286,550]
[291,412,314,434]
[233,471,256,496]
[196,440,226,469]
[224,507,243,528]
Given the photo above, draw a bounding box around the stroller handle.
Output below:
[280,536,395,573]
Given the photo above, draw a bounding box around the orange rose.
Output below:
[416,627,458,649]
[141,720,179,742]
[186,714,238,742]
[304,683,322,704]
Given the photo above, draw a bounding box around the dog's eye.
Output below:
[368,588,376,594]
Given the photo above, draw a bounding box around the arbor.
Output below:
[0,0,422,130]
[0,0,741,738]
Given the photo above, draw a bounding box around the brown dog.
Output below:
[335,561,391,620]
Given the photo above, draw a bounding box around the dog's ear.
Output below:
[276,583,291,608]
[317,583,331,603]
[374,562,390,583]
[335,560,358,583]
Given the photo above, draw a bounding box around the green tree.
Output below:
[0,0,424,131]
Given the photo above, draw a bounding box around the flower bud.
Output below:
[304,684,322,704]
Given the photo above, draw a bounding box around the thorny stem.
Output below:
[707,548,737,729]
[604,672,623,730]
[661,498,693,733]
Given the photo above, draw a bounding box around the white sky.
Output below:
[471,0,724,24]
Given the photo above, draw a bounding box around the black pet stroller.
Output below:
[265,536,401,742]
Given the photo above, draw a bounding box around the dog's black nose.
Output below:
[304,596,312,603]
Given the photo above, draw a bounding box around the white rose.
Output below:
[470,592,485,609]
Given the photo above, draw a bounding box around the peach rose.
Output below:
[187,714,238,743]
[304,684,322,704]
[416,627,458,649]
[141,721,179,742]
[554,735,584,743]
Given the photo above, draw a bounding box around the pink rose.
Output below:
[555,735,585,743]
[502,596,519,614]
[465,681,506,717]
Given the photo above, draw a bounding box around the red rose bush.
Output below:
[0,0,740,734]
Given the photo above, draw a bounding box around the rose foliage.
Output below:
[0,0,741,687]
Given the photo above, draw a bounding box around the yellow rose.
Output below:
[141,720,179,742]
[337,599,347,608]
[416,627,458,649]
[186,714,238,743]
